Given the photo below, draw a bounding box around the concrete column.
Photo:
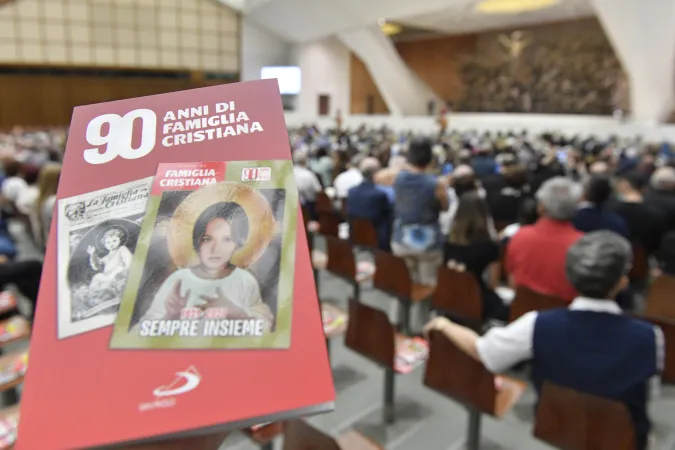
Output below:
[592,0,675,123]
[337,26,441,116]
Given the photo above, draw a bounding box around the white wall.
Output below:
[241,18,292,81]
[291,37,350,117]
[284,113,675,141]
[592,0,675,123]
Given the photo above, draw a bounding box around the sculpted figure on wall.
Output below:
[456,30,626,115]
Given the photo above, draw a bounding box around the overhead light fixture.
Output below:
[476,0,559,14]
[379,20,402,36]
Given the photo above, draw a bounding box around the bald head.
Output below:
[590,160,609,175]
[360,157,381,181]
[453,164,474,178]
[651,167,675,191]
[389,155,407,170]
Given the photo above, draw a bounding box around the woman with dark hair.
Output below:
[500,197,538,241]
[137,202,273,329]
[391,138,449,287]
[487,164,530,226]
[445,192,508,321]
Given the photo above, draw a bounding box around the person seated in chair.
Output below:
[425,231,663,450]
[346,157,392,251]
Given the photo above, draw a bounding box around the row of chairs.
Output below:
[307,221,674,449]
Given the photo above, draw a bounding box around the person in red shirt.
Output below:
[506,177,584,302]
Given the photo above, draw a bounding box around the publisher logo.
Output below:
[242,167,271,182]
[139,366,201,412]
[154,366,201,397]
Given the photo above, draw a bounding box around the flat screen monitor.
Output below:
[261,66,301,95]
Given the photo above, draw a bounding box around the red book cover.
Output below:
[17,79,334,449]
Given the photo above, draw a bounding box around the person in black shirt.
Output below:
[609,171,665,255]
[487,164,530,227]
[444,192,508,321]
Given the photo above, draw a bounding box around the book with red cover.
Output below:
[17,79,334,449]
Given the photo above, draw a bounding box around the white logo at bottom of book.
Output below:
[242,167,272,182]
[139,366,201,412]
[154,366,201,397]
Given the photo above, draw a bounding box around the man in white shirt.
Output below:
[293,151,322,205]
[333,154,365,199]
[424,231,663,450]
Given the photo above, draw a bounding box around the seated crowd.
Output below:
[0,128,65,318]
[291,125,672,449]
[0,124,669,448]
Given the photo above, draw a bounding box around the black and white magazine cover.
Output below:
[57,177,152,339]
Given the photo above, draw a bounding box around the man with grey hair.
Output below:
[505,177,584,302]
[424,231,663,450]
[333,153,365,199]
[535,176,583,221]
[346,157,392,251]
[645,166,675,231]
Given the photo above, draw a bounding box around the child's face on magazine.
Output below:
[104,235,120,252]
[198,218,237,270]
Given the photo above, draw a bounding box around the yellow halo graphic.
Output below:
[167,182,275,269]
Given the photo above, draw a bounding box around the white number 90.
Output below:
[83,109,157,165]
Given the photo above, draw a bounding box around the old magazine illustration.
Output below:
[57,177,152,339]
[110,160,298,350]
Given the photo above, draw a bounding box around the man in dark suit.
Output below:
[346,157,392,251]
[573,175,629,239]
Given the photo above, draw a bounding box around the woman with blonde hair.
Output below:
[34,163,61,248]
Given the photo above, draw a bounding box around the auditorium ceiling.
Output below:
[238,0,595,42]
[402,0,593,35]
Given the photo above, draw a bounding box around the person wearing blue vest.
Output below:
[425,231,664,450]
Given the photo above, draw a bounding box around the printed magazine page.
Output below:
[18,80,334,450]
[111,161,297,349]
[57,177,152,339]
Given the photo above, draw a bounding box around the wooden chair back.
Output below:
[283,420,341,450]
[318,211,340,238]
[534,382,636,450]
[316,191,333,214]
[423,329,497,415]
[433,267,483,322]
[509,287,567,322]
[645,275,675,320]
[643,315,675,383]
[325,236,356,282]
[372,250,411,299]
[628,245,649,282]
[350,219,379,249]
[345,299,395,369]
